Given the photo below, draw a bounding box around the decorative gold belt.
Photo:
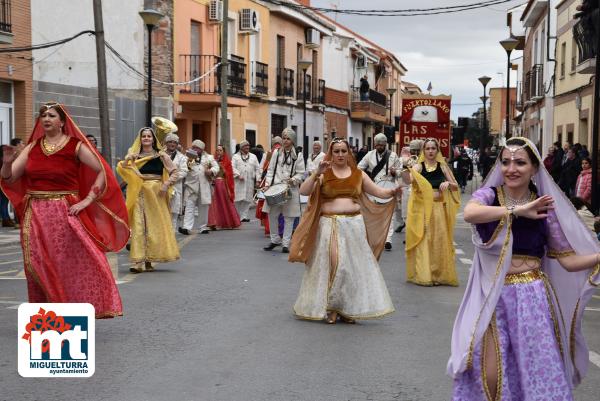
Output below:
[505,269,544,285]
[27,190,78,200]
[141,174,162,181]
[321,211,361,218]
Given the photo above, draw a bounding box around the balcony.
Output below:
[523,64,544,104]
[178,54,248,107]
[573,9,598,74]
[515,81,523,111]
[313,79,325,105]
[0,0,12,44]
[276,68,294,98]
[296,73,311,102]
[250,61,268,97]
[349,87,388,123]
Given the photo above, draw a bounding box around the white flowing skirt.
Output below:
[293,214,395,320]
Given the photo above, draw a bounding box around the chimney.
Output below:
[297,0,311,6]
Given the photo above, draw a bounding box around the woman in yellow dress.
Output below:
[401,138,460,286]
[117,127,180,273]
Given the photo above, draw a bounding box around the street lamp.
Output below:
[478,76,491,154]
[298,59,312,161]
[386,87,397,148]
[139,8,164,127]
[499,36,519,142]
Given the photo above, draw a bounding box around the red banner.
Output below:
[399,95,452,157]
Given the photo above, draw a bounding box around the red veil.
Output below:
[0,105,130,252]
[218,150,235,201]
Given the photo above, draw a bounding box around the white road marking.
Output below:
[592,295,600,300]
[0,251,24,257]
[0,300,21,304]
[455,249,465,255]
[460,258,473,265]
[589,351,600,369]
[0,259,22,265]
[0,269,18,275]
[585,307,600,312]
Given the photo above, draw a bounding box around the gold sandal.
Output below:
[145,261,155,272]
[339,315,356,324]
[326,312,337,324]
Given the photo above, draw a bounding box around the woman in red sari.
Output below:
[0,103,129,318]
[208,144,240,229]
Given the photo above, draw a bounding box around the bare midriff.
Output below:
[321,198,360,215]
[507,256,541,274]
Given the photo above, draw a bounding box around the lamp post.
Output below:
[386,87,397,149]
[499,37,519,143]
[298,59,312,161]
[139,9,164,127]
[478,76,491,154]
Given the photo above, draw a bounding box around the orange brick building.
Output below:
[0,0,33,144]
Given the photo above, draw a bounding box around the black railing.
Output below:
[313,79,325,104]
[179,54,246,97]
[515,80,523,110]
[350,87,387,107]
[251,61,268,96]
[296,73,311,101]
[0,0,11,33]
[524,64,544,101]
[276,67,294,98]
[573,8,598,65]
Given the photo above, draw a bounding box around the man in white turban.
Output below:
[180,139,219,235]
[357,133,400,250]
[306,140,326,174]
[232,140,261,222]
[262,128,305,253]
[164,133,188,232]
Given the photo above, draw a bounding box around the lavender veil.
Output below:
[447,137,600,387]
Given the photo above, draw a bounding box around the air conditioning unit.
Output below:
[209,0,223,22]
[305,28,320,48]
[239,9,259,33]
[356,54,366,69]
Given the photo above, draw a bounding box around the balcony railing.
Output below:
[250,61,268,96]
[515,80,523,111]
[524,64,544,103]
[296,73,312,101]
[573,8,598,66]
[350,87,388,107]
[276,67,294,98]
[0,0,11,33]
[313,79,325,104]
[179,54,246,98]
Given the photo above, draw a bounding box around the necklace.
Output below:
[42,135,67,155]
[424,162,437,173]
[503,187,532,207]
[241,152,249,162]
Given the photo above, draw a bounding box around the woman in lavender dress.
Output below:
[449,137,600,401]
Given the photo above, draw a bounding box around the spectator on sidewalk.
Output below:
[575,157,592,204]
[550,141,564,182]
[558,148,581,196]
[456,148,473,193]
[359,75,369,101]
[543,146,554,172]
[0,145,14,227]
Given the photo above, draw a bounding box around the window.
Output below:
[560,42,566,78]
[276,36,285,69]
[571,38,577,72]
[0,0,11,33]
[190,21,201,54]
[245,129,256,147]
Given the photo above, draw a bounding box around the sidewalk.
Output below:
[0,225,20,247]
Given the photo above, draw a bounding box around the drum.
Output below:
[263,183,291,206]
[369,180,396,204]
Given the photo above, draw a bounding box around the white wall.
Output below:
[31,0,145,90]
[321,35,351,92]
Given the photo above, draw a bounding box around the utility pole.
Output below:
[92,0,112,164]
[220,0,230,152]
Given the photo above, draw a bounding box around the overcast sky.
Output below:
[312,0,526,120]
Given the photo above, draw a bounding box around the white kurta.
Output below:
[306,151,326,174]
[168,151,189,215]
[185,152,219,205]
[357,149,400,183]
[232,152,261,202]
[263,148,305,218]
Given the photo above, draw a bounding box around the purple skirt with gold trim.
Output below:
[452,270,573,401]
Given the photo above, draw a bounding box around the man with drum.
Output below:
[164,133,188,232]
[180,139,219,235]
[232,140,261,222]
[358,133,400,250]
[262,128,305,253]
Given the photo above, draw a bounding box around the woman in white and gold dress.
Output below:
[289,138,398,324]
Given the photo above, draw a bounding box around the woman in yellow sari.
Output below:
[117,127,180,273]
[401,138,460,286]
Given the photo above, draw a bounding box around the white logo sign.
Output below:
[18,303,95,377]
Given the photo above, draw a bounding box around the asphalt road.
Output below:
[0,191,598,401]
